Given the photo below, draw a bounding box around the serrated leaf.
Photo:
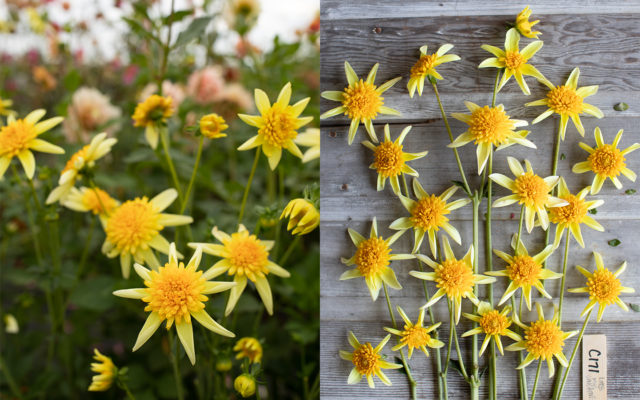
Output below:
[608,239,621,247]
[614,102,629,111]
[173,17,211,48]
[629,303,640,312]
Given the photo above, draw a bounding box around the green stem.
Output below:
[470,194,479,399]
[382,283,417,400]
[0,353,23,399]
[238,148,261,224]
[181,135,204,215]
[543,121,563,275]
[12,166,43,265]
[168,331,184,400]
[491,69,501,107]
[448,300,469,380]
[555,309,592,400]
[485,147,497,400]
[119,378,137,400]
[278,235,301,266]
[515,205,525,248]
[490,341,497,400]
[159,126,185,206]
[530,359,543,400]
[76,216,96,279]
[513,205,528,400]
[157,0,176,94]
[557,230,570,326]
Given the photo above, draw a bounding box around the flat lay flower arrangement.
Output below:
[0,1,319,399]
[322,7,636,400]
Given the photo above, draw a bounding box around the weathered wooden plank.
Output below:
[320,14,640,123]
[321,0,640,20]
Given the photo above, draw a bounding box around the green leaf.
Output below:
[614,102,629,111]
[607,239,621,247]
[163,10,193,25]
[451,180,471,196]
[629,303,640,312]
[588,208,597,215]
[448,359,465,377]
[560,153,566,160]
[625,189,636,195]
[173,17,211,48]
[122,17,162,45]
[69,276,116,311]
[63,69,81,92]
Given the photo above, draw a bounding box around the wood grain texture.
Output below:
[320,4,640,399]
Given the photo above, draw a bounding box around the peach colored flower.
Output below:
[187,67,225,105]
[63,87,121,143]
[220,83,254,111]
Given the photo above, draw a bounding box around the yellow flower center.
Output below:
[479,310,510,335]
[435,259,475,298]
[588,144,625,177]
[524,320,564,359]
[469,106,514,145]
[373,141,405,177]
[342,79,382,120]
[501,51,526,70]
[401,325,431,349]
[549,194,588,225]
[410,195,449,230]
[63,144,90,174]
[143,261,207,325]
[355,237,390,278]
[105,198,162,254]
[258,103,298,147]
[225,233,269,281]
[507,255,542,286]
[83,188,117,215]
[411,54,437,77]
[547,86,583,115]
[514,172,549,208]
[132,95,173,127]
[587,269,622,305]
[0,119,37,157]
[352,343,380,375]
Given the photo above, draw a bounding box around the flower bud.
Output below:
[234,374,256,398]
[280,199,319,235]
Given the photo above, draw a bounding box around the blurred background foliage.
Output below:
[0,0,319,398]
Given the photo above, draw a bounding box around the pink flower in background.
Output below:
[122,64,139,85]
[139,80,186,108]
[220,83,253,111]
[187,66,225,104]
[64,87,121,143]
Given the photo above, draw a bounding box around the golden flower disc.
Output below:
[83,188,118,215]
[479,310,510,335]
[436,259,475,298]
[355,237,391,277]
[514,172,549,208]
[143,262,207,324]
[469,106,513,145]
[507,255,542,286]
[105,198,162,253]
[0,119,37,157]
[352,343,380,375]
[587,269,622,305]
[502,51,525,70]
[410,195,449,230]
[411,54,437,77]
[549,194,588,224]
[547,86,583,115]
[401,325,431,349]
[373,141,405,177]
[63,144,90,173]
[588,144,626,177]
[524,320,564,359]
[258,103,298,147]
[226,233,270,281]
[342,80,382,120]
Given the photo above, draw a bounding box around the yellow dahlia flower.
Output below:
[189,224,290,316]
[390,179,470,256]
[461,301,521,356]
[407,44,460,97]
[479,28,551,95]
[410,237,495,323]
[280,198,319,235]
[526,67,603,140]
[321,62,401,145]
[113,244,236,365]
[362,124,428,194]
[506,303,578,378]
[294,127,320,163]
[199,113,228,139]
[572,127,639,194]
[234,374,257,398]
[237,82,312,170]
[384,306,444,359]
[132,94,174,149]
[488,236,561,310]
[102,188,193,278]
[490,157,567,232]
[449,102,531,174]
[0,109,64,180]
[63,187,119,220]
[0,96,15,117]
[234,337,263,364]
[515,6,541,39]
[339,332,402,388]
[88,349,116,392]
[549,177,604,248]
[46,132,117,204]
[340,217,413,301]
[569,252,635,322]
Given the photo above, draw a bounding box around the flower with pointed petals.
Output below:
[549,177,603,248]
[488,235,561,310]
[479,28,551,95]
[0,109,64,180]
[188,224,290,316]
[113,244,236,365]
[384,306,444,359]
[62,186,119,221]
[526,68,603,140]
[340,217,412,301]
[569,252,635,322]
[339,332,402,388]
[407,44,460,97]
[280,198,319,235]
[238,82,312,170]
[515,6,541,39]
[506,303,578,378]
[390,179,470,256]
[234,337,262,364]
[362,124,427,195]
[132,94,174,149]
[490,157,567,232]
[321,62,401,145]
[572,127,639,194]
[102,189,193,278]
[461,301,521,356]
[449,102,531,174]
[88,349,116,392]
[294,127,320,163]
[410,237,495,323]
[46,132,117,204]
[199,113,228,139]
